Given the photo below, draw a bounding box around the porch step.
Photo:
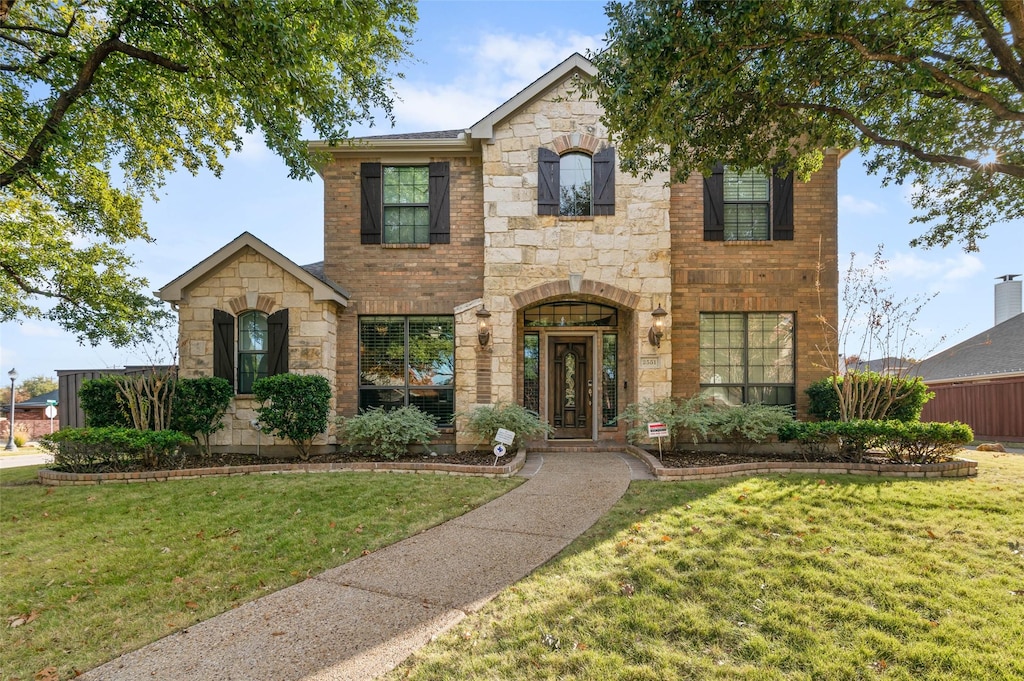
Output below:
[531,440,627,453]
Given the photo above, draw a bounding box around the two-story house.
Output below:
[157,53,839,453]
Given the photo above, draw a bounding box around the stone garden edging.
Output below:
[624,445,978,481]
[37,449,527,486]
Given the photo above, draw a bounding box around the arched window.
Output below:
[559,152,592,216]
[237,310,269,393]
[537,147,616,217]
[213,308,289,394]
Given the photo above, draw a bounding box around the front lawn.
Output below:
[0,467,520,680]
[392,452,1024,680]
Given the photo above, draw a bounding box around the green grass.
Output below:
[391,452,1024,680]
[0,467,520,680]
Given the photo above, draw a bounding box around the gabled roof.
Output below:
[156,232,350,306]
[307,53,597,160]
[911,312,1024,382]
[469,52,597,140]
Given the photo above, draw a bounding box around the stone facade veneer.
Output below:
[175,247,340,449]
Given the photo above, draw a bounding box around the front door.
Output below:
[549,337,592,439]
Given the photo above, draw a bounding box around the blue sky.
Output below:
[2,0,1021,384]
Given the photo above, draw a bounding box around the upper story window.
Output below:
[360,162,450,245]
[703,164,794,241]
[383,166,430,244]
[724,167,770,240]
[559,152,592,216]
[213,308,289,394]
[538,146,615,217]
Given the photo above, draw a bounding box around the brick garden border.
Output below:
[624,445,978,481]
[37,449,527,486]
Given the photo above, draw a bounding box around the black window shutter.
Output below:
[537,147,560,215]
[772,170,794,240]
[592,146,616,216]
[213,309,235,385]
[428,161,450,244]
[360,162,382,244]
[267,309,289,376]
[703,163,725,241]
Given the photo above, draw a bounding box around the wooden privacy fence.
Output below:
[57,366,178,430]
[921,375,1024,442]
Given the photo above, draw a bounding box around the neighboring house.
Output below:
[913,277,1024,441]
[157,54,841,453]
[1,389,59,441]
[842,357,916,376]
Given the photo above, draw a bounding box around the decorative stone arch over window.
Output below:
[511,279,640,312]
[538,135,615,217]
[226,292,277,316]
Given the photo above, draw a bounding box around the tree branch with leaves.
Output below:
[1,0,416,346]
[590,0,1024,251]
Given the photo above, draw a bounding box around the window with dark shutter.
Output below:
[703,163,725,241]
[592,147,616,216]
[703,164,794,241]
[213,309,235,385]
[428,162,450,244]
[537,147,560,215]
[360,163,382,244]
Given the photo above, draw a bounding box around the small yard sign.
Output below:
[493,443,508,466]
[647,422,669,438]
[494,428,516,446]
[647,422,668,462]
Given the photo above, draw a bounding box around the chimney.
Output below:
[995,274,1022,326]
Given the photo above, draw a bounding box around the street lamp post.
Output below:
[5,368,17,451]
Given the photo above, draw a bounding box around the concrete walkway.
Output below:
[79,451,634,681]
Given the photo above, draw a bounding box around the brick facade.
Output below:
[669,154,840,415]
[163,54,840,452]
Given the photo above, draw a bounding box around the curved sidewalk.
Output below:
[79,451,633,681]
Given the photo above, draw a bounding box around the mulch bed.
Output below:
[653,450,893,468]
[44,448,896,475]
[46,449,512,474]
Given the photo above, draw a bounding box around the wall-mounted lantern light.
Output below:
[648,304,667,348]
[476,305,492,347]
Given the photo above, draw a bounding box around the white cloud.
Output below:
[15,321,63,338]
[392,31,604,131]
[878,251,984,295]
[839,194,883,215]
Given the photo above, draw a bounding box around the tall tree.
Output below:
[590,0,1024,251]
[17,375,57,398]
[1,0,415,345]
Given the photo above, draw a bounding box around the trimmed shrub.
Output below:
[703,402,795,455]
[252,373,332,460]
[779,419,973,463]
[807,372,933,422]
[619,397,793,454]
[170,377,234,456]
[459,402,553,450]
[879,420,973,464]
[40,427,191,472]
[336,406,439,460]
[79,376,131,427]
[616,396,711,449]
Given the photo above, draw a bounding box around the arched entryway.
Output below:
[512,283,638,441]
